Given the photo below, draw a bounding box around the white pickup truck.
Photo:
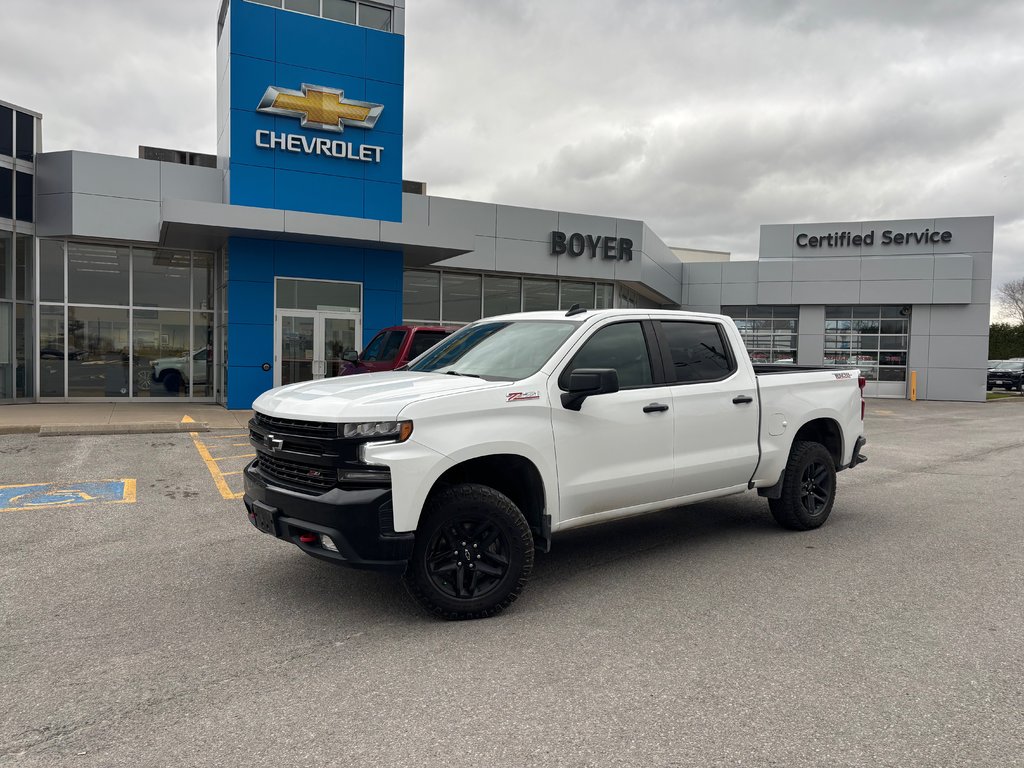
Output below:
[244,309,867,619]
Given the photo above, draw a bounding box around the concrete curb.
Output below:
[36,422,211,437]
[0,425,41,435]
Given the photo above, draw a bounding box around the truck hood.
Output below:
[252,371,503,421]
[152,355,187,367]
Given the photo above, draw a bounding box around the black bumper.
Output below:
[243,460,414,571]
[846,435,868,469]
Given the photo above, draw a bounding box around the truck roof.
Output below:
[480,308,729,323]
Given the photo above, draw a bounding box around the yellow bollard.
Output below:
[910,370,917,401]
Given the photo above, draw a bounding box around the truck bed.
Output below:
[752,364,840,375]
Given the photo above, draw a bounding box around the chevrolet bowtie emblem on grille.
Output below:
[256,84,383,133]
[265,434,284,452]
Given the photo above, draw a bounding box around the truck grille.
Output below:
[256,454,335,494]
[252,413,336,438]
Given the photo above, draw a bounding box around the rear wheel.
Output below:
[768,441,837,531]
[404,483,533,620]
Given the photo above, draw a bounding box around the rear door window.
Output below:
[658,321,735,383]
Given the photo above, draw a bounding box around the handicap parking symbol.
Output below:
[0,480,137,512]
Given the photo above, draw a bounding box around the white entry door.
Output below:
[274,310,360,387]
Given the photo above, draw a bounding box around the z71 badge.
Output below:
[506,391,540,402]
[833,372,853,379]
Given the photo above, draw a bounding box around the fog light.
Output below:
[321,535,339,552]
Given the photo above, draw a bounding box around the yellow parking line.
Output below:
[221,471,243,476]
[189,430,244,500]
[212,433,248,439]
[211,454,256,461]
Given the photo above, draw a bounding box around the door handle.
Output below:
[732,395,754,404]
[643,403,670,413]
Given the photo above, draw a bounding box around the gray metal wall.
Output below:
[424,195,683,303]
[35,151,225,242]
[683,217,993,402]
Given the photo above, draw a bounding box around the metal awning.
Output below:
[159,198,475,267]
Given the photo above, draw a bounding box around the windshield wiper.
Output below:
[444,370,484,378]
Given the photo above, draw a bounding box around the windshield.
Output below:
[407,320,578,380]
[361,330,406,362]
[992,361,1024,371]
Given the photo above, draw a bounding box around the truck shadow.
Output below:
[532,494,779,580]
[237,493,793,626]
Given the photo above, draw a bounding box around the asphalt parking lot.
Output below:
[1,399,1022,767]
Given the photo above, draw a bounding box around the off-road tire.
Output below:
[768,440,837,531]
[404,483,533,620]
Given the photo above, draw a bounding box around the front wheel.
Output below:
[768,441,837,531]
[404,483,534,620]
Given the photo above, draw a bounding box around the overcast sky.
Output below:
[1,0,1021,313]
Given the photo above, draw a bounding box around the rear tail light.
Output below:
[858,376,866,420]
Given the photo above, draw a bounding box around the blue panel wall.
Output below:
[226,236,403,409]
[225,0,404,222]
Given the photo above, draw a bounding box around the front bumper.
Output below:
[243,460,414,571]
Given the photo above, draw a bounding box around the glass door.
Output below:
[322,315,358,379]
[275,310,360,387]
[277,313,315,387]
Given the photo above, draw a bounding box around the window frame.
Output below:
[652,319,738,386]
[557,319,667,392]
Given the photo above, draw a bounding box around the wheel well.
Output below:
[430,455,548,548]
[793,418,843,466]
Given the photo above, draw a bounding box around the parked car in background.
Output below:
[40,345,87,360]
[337,326,454,376]
[987,360,1024,391]
[151,347,210,392]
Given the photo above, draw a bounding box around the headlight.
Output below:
[340,420,413,442]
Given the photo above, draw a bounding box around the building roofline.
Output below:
[0,98,42,119]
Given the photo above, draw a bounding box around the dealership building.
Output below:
[0,0,994,408]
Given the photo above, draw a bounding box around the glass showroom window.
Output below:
[0,230,11,399]
[0,105,12,157]
[404,269,615,325]
[722,305,799,364]
[0,231,34,400]
[824,305,909,382]
[37,239,216,400]
[246,0,391,30]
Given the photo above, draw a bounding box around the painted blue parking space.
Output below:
[0,480,137,512]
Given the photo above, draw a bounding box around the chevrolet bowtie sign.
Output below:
[254,83,385,163]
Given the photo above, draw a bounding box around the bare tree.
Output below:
[997,278,1024,326]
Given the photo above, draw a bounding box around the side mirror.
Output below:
[342,350,359,363]
[561,368,619,411]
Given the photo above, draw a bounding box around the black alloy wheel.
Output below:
[798,459,834,517]
[424,517,510,601]
[404,483,533,620]
[768,440,838,531]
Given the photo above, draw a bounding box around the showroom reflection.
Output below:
[37,241,215,399]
